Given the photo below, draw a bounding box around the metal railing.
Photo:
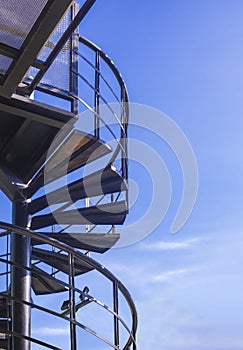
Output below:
[0,222,137,349]
[24,35,130,236]
[29,35,129,185]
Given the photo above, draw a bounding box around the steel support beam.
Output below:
[11,199,31,350]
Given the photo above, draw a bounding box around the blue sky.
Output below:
[78,1,243,349]
[2,0,243,349]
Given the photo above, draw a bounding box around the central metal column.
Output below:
[11,199,31,350]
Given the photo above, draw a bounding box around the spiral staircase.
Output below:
[0,1,137,349]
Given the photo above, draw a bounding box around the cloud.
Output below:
[33,327,69,336]
[136,296,207,349]
[137,295,243,350]
[140,237,201,251]
[152,268,193,282]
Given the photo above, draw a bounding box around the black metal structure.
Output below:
[0,1,137,349]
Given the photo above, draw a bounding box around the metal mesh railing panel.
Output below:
[0,0,48,49]
[37,8,72,91]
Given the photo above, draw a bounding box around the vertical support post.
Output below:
[120,86,127,180]
[94,51,100,139]
[85,197,90,234]
[70,2,79,115]
[11,199,31,350]
[132,314,137,350]
[121,86,129,207]
[85,198,91,257]
[6,232,10,350]
[111,193,115,234]
[6,232,9,292]
[113,281,119,348]
[69,253,77,350]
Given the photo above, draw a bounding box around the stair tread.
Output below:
[29,164,127,215]
[32,233,120,253]
[32,248,93,276]
[31,200,127,230]
[27,130,112,196]
[32,266,67,295]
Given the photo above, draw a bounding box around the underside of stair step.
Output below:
[0,319,10,349]
[31,200,128,230]
[29,164,127,215]
[27,130,112,197]
[32,266,67,295]
[0,94,76,201]
[32,233,120,253]
[32,248,93,276]
[0,337,9,350]
[0,295,10,319]
[0,320,10,332]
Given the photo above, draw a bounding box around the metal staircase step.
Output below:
[0,319,10,349]
[27,130,112,197]
[32,248,93,276]
[0,295,10,319]
[0,338,9,350]
[0,339,9,350]
[0,294,11,349]
[29,164,127,215]
[32,233,120,253]
[0,320,10,332]
[32,266,67,296]
[31,200,128,230]
[0,94,75,200]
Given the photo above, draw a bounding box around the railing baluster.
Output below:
[121,86,129,208]
[120,86,126,180]
[69,253,77,350]
[94,51,100,139]
[111,193,115,234]
[6,232,9,291]
[0,223,137,349]
[113,281,120,348]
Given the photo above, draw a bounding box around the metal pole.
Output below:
[120,86,127,180]
[69,253,77,350]
[94,51,100,138]
[132,314,137,350]
[121,86,129,209]
[113,281,119,348]
[11,198,31,350]
[111,193,115,234]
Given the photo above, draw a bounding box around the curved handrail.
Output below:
[25,34,129,207]
[76,35,129,181]
[78,36,129,110]
[0,222,137,349]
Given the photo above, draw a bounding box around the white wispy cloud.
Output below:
[152,268,193,282]
[140,237,201,250]
[33,327,69,336]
